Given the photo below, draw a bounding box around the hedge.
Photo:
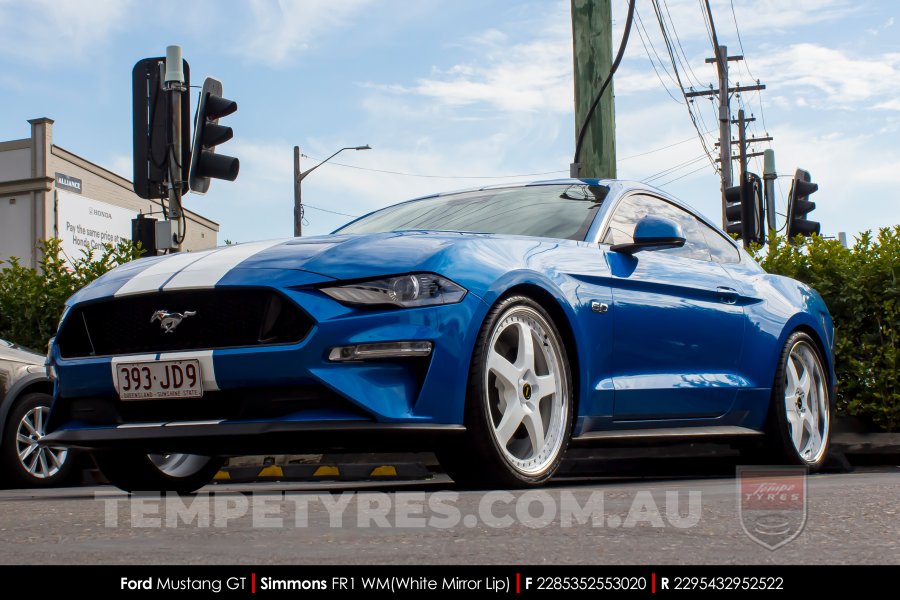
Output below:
[0,238,142,352]
[754,228,899,432]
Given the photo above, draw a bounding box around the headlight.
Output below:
[322,274,466,308]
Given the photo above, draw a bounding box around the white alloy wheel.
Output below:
[484,306,569,476]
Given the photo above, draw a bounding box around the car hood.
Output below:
[68,231,516,305]
[237,230,486,279]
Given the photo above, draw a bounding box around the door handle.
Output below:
[716,286,739,304]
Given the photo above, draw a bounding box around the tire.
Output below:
[764,331,832,471]
[93,450,223,494]
[438,295,574,488]
[1,392,77,488]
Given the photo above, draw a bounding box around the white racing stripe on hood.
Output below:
[114,251,220,297]
[162,240,285,291]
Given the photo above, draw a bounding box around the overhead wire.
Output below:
[633,5,684,104]
[650,0,719,172]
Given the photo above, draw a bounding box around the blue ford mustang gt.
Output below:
[43,179,835,491]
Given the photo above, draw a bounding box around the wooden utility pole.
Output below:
[571,0,616,179]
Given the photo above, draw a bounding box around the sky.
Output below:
[1,0,898,243]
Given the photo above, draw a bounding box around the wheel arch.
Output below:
[495,283,582,418]
[786,323,834,393]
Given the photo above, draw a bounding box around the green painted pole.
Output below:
[571,0,616,179]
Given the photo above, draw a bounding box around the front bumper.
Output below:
[47,275,488,450]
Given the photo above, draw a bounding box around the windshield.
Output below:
[335,184,608,241]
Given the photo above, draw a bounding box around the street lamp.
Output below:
[293,144,371,236]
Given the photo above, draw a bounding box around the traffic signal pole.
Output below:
[163,46,186,252]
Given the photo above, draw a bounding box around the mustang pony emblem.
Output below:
[150,310,196,333]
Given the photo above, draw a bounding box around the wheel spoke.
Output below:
[35,409,44,436]
[522,408,546,457]
[47,448,64,468]
[797,363,811,397]
[488,350,521,392]
[803,411,821,456]
[514,321,536,373]
[495,402,525,446]
[17,433,33,445]
[785,359,800,397]
[37,449,50,476]
[534,374,556,400]
[786,409,803,449]
[19,442,38,462]
[21,415,38,437]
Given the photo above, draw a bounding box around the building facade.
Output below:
[0,118,218,268]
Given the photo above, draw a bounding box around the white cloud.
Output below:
[237,0,371,67]
[753,44,900,108]
[0,0,132,66]
[372,3,573,113]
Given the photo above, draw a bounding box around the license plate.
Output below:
[116,359,203,400]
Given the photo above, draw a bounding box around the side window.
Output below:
[601,196,642,246]
[602,194,710,261]
[700,221,741,264]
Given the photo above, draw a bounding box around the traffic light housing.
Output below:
[132,57,190,199]
[189,77,239,194]
[786,168,820,240]
[724,173,764,247]
[131,214,159,257]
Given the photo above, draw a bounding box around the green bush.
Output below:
[754,228,900,431]
[0,238,143,352]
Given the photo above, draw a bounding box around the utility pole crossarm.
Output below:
[685,84,766,98]
[704,55,744,63]
[716,151,767,162]
[715,136,774,147]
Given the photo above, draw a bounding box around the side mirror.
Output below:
[611,215,686,255]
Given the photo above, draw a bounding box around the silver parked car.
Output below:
[0,339,75,486]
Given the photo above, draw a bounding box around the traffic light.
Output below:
[131,214,159,257]
[189,77,239,194]
[132,57,191,199]
[724,182,744,239]
[786,168,820,240]
[723,173,764,247]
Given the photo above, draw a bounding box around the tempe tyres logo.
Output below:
[737,466,808,551]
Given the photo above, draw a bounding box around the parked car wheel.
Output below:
[1,392,76,487]
[92,450,223,494]
[766,331,832,470]
[440,296,573,488]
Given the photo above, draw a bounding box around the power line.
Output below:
[655,163,711,187]
[620,130,715,160]
[729,0,770,136]
[650,0,719,172]
[698,0,716,48]
[642,154,709,183]
[304,204,360,218]
[660,0,704,89]
[300,155,566,180]
[633,5,684,104]
[729,0,755,80]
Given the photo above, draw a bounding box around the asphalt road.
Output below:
[0,468,896,565]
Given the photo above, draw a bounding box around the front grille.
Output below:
[57,288,312,358]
